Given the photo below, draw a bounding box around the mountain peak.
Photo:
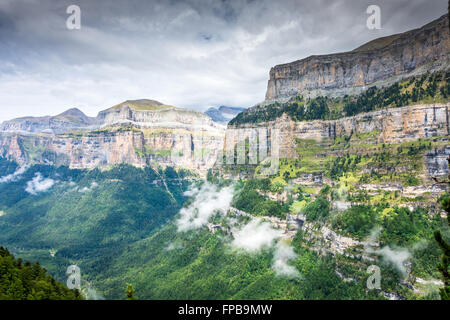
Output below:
[54,107,95,125]
[57,107,86,118]
[109,99,176,111]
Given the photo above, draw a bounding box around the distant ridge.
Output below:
[205,106,246,123]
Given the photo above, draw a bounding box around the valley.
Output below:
[0,12,449,300]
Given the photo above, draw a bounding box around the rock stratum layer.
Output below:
[225,103,450,179]
[265,14,450,101]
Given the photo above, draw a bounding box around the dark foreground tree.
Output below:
[126,283,136,300]
[0,246,82,300]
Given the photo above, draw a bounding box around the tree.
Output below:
[433,156,450,300]
[0,246,82,300]
[126,284,136,300]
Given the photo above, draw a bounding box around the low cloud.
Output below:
[166,241,185,251]
[176,182,234,232]
[78,181,99,193]
[377,246,411,275]
[231,218,283,252]
[366,225,383,247]
[272,241,300,279]
[231,218,300,278]
[364,226,420,276]
[178,181,300,278]
[25,172,55,195]
[0,165,28,183]
[85,285,105,300]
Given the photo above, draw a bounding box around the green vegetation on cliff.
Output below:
[232,179,289,218]
[230,71,450,126]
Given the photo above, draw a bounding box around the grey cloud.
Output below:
[0,0,447,122]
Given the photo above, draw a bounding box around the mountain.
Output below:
[205,106,246,123]
[0,13,449,301]
[0,108,97,134]
[0,99,225,175]
[265,14,449,101]
[209,14,450,300]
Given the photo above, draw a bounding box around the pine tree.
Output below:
[433,156,450,300]
[126,283,136,300]
[0,246,82,300]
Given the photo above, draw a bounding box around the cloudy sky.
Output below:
[0,0,447,121]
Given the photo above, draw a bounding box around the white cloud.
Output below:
[25,172,55,195]
[166,241,185,251]
[177,180,300,278]
[0,0,445,122]
[231,217,300,278]
[231,218,283,252]
[85,285,105,300]
[272,241,300,279]
[364,225,421,276]
[0,165,28,183]
[78,181,99,193]
[176,182,234,232]
[377,246,411,275]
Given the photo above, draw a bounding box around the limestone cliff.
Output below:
[225,103,450,180]
[0,100,225,175]
[265,14,449,101]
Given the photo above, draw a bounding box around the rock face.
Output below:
[0,100,225,175]
[2,15,449,177]
[0,108,97,134]
[229,103,449,151]
[98,102,223,130]
[225,103,450,178]
[265,14,450,101]
[425,146,450,177]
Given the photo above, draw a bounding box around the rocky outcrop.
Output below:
[265,14,450,101]
[425,146,450,177]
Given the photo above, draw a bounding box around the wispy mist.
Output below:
[177,182,234,231]
[25,172,55,195]
[0,165,28,183]
[231,218,283,252]
[272,241,300,279]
